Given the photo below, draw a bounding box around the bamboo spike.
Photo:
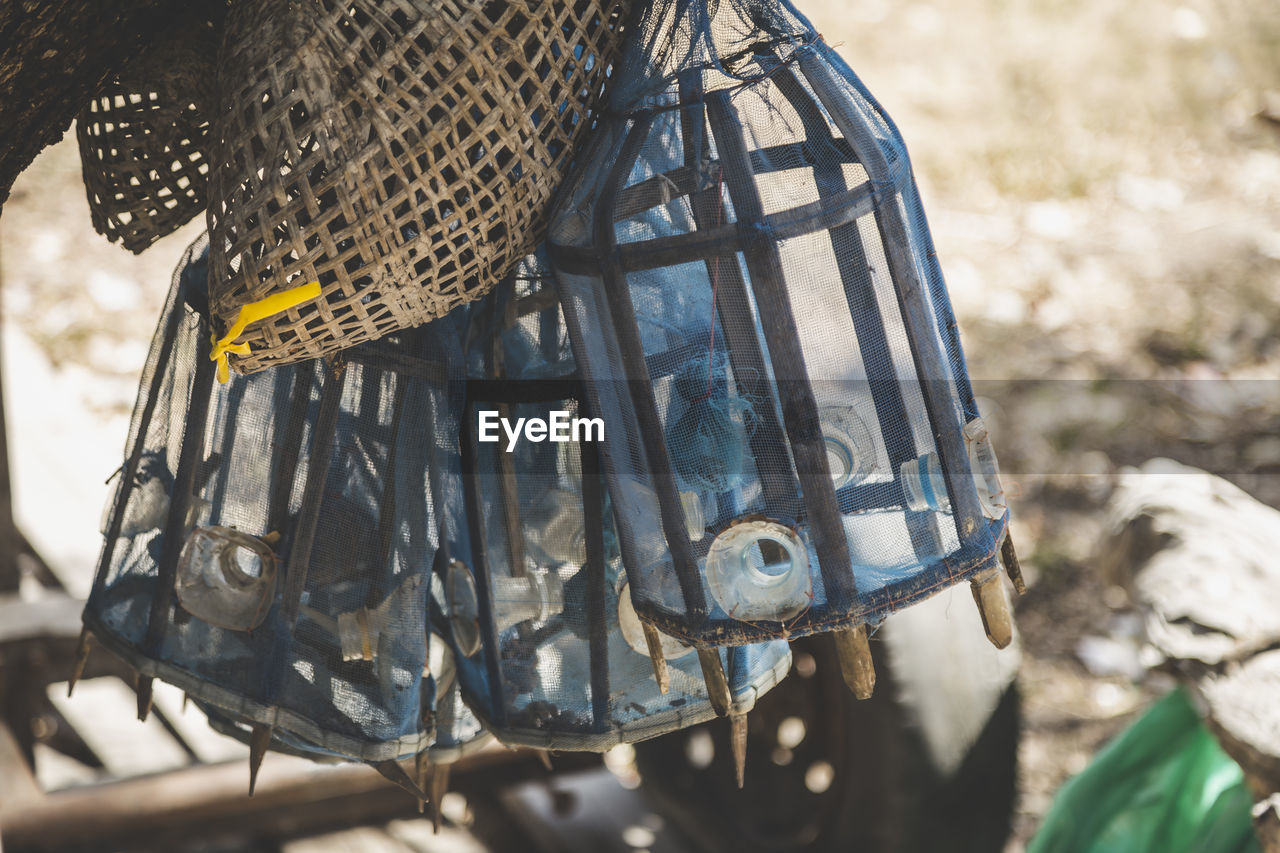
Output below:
[536,750,553,772]
[641,621,670,694]
[248,724,272,796]
[374,759,429,801]
[1001,533,1026,596]
[971,570,1014,649]
[135,676,153,722]
[429,763,452,834]
[416,751,430,814]
[67,628,92,698]
[832,625,876,699]
[697,648,732,717]
[182,692,190,713]
[730,713,748,789]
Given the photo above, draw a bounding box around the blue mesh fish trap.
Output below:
[436,253,792,752]
[199,630,489,812]
[83,235,469,777]
[547,0,1022,692]
[200,635,489,761]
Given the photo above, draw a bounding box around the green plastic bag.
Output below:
[1029,688,1259,853]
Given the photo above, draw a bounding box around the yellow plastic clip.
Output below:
[209,281,322,383]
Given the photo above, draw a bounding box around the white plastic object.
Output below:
[964,418,1007,520]
[705,519,812,621]
[617,581,693,660]
[680,490,706,537]
[175,526,277,630]
[335,573,426,663]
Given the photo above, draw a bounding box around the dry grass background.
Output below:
[0,0,1278,848]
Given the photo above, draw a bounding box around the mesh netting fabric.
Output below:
[204,0,631,375]
[437,253,790,751]
[85,234,471,763]
[76,12,223,253]
[200,635,490,765]
[546,0,1009,646]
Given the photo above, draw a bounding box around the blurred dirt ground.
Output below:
[1,0,1279,850]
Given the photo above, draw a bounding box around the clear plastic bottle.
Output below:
[526,487,588,565]
[491,567,565,634]
[899,417,1007,520]
[820,406,877,489]
[704,519,812,621]
[175,526,277,631]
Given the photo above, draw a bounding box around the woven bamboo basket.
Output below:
[76,16,222,253]
[205,0,630,375]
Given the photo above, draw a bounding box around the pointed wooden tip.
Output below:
[429,764,452,834]
[135,676,153,722]
[832,625,876,699]
[375,759,429,802]
[697,648,732,717]
[971,571,1014,649]
[68,628,92,698]
[182,692,190,713]
[248,724,272,796]
[1001,533,1026,595]
[641,621,670,694]
[416,751,430,814]
[730,714,748,789]
[536,749,553,772]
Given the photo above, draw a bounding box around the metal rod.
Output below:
[589,109,707,623]
[705,90,856,612]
